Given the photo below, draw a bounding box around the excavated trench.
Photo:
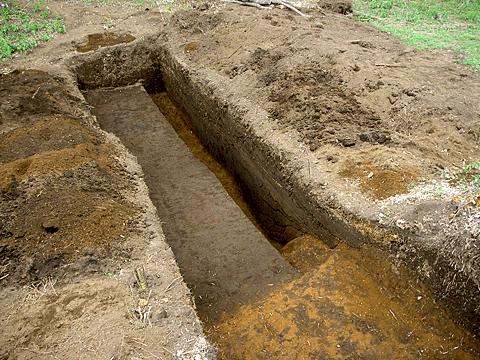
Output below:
[74,41,480,358]
[84,84,297,326]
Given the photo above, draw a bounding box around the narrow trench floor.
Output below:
[84,85,480,359]
[84,85,297,326]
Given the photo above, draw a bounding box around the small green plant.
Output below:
[453,161,480,193]
[102,13,115,30]
[0,0,66,60]
[434,187,445,198]
[456,160,480,175]
[407,161,480,210]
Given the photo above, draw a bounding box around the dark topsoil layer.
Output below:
[0,0,479,357]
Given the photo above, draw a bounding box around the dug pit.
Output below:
[1,1,480,358]
[78,57,479,359]
[70,7,480,328]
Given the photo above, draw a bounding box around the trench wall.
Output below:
[158,48,364,248]
[71,38,363,248]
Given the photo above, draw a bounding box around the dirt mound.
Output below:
[262,57,382,151]
[317,0,353,14]
[0,71,137,284]
[0,70,85,128]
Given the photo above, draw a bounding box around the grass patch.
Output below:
[1,0,65,59]
[0,0,196,61]
[71,0,195,11]
[353,0,480,70]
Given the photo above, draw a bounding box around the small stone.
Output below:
[42,219,60,233]
[359,133,370,142]
[309,142,320,152]
[326,154,338,163]
[196,2,209,10]
[342,138,356,147]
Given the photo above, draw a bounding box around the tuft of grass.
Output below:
[353,0,480,70]
[0,0,66,60]
[412,161,480,203]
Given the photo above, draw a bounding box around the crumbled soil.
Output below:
[1,0,479,358]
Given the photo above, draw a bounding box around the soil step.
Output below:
[84,85,297,325]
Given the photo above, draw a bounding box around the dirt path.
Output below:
[84,85,297,325]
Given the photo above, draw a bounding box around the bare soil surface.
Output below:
[154,0,480,334]
[1,0,480,359]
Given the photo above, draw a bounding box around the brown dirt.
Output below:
[1,0,479,358]
[208,244,480,360]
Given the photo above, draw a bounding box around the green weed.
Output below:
[353,0,480,70]
[454,161,480,193]
[0,0,65,60]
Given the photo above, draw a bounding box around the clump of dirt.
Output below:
[226,49,382,154]
[261,57,382,152]
[339,158,417,199]
[317,0,353,14]
[0,117,102,163]
[0,70,86,129]
[1,163,135,256]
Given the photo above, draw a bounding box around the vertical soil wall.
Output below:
[158,48,364,248]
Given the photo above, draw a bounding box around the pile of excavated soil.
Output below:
[1,0,479,358]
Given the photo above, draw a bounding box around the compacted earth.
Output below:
[1,0,479,359]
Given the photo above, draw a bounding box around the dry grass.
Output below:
[128,288,153,329]
[26,276,58,302]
